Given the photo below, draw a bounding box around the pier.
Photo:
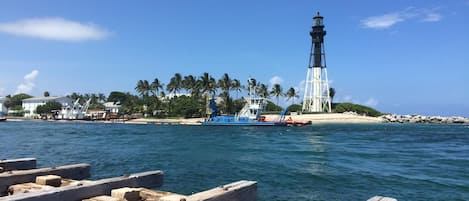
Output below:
[0,158,257,201]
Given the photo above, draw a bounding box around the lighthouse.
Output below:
[302,12,332,113]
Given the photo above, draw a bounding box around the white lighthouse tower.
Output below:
[302,12,331,113]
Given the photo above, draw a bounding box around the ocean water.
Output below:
[1,121,468,200]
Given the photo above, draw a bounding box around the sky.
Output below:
[0,0,468,116]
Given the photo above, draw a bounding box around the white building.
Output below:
[22,96,73,118]
[0,97,8,115]
[104,102,121,114]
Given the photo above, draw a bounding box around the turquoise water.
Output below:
[1,122,468,200]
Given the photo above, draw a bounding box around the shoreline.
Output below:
[4,113,468,125]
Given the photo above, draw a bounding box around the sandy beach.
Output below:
[265,113,383,124]
[125,113,383,125]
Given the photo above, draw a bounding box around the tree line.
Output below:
[3,72,342,118]
[131,72,305,117]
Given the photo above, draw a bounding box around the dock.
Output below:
[0,158,257,201]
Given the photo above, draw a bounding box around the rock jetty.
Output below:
[381,114,469,124]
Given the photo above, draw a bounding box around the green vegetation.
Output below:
[333,102,382,117]
[4,93,32,111]
[121,72,297,118]
[2,72,383,118]
[265,100,282,112]
[36,101,62,115]
[287,104,302,112]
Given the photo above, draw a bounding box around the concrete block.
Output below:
[0,163,90,195]
[139,189,176,201]
[0,158,36,172]
[8,183,55,195]
[367,196,398,201]
[4,170,163,201]
[36,175,62,187]
[60,179,93,187]
[137,189,186,201]
[188,180,257,201]
[111,187,142,201]
[83,195,119,201]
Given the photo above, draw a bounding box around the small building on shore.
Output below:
[22,96,73,118]
[0,97,8,115]
[104,102,121,114]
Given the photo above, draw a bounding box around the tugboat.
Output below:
[202,78,286,126]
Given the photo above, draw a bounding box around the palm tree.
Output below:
[270,84,283,106]
[197,72,217,115]
[167,73,183,96]
[174,73,183,94]
[135,80,150,97]
[218,73,232,113]
[329,87,336,104]
[231,79,242,99]
[257,84,269,98]
[182,75,196,94]
[98,93,106,103]
[286,87,299,104]
[150,78,164,96]
[197,72,217,96]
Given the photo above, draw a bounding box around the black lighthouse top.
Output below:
[313,12,324,26]
[309,12,327,68]
[310,12,326,42]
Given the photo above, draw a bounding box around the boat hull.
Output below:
[201,121,286,126]
[201,116,286,126]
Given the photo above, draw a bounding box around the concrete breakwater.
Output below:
[381,114,469,124]
[0,158,257,201]
[0,158,398,201]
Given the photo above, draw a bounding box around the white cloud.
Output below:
[364,98,379,107]
[269,76,284,86]
[0,18,110,41]
[361,7,443,29]
[361,13,404,29]
[15,70,39,94]
[422,13,442,22]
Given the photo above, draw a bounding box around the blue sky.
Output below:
[0,0,468,116]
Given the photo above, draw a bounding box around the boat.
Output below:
[284,117,312,126]
[202,78,287,126]
[0,112,6,122]
[54,98,91,120]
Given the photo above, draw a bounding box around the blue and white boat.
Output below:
[202,78,286,126]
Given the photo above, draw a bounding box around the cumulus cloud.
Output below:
[0,18,110,41]
[361,7,442,29]
[269,76,284,86]
[15,70,39,94]
[364,98,379,107]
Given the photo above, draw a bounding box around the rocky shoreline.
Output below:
[381,114,469,124]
